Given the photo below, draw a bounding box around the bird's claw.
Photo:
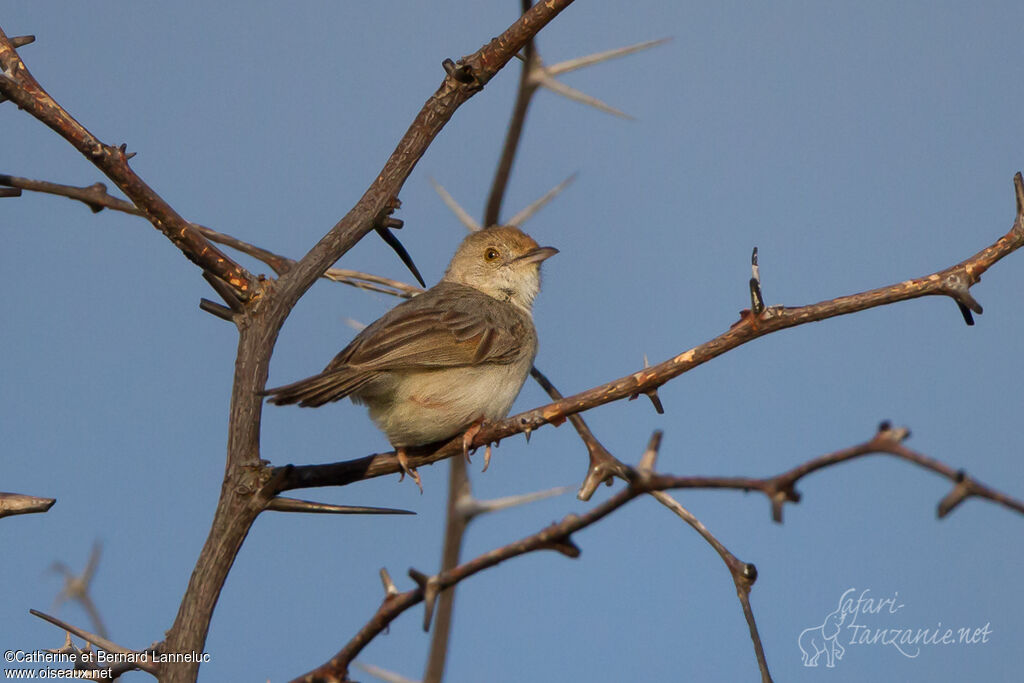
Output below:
[462,420,485,464]
[396,448,423,493]
[463,421,495,472]
[481,443,493,472]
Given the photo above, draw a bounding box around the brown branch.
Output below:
[292,424,1021,682]
[636,423,1024,522]
[292,433,665,683]
[0,491,55,518]
[636,439,770,681]
[272,174,1024,488]
[30,609,160,676]
[0,30,256,298]
[0,173,290,271]
[422,456,470,683]
[483,0,538,227]
[753,421,1024,522]
[652,490,770,682]
[0,173,425,299]
[158,4,577,680]
[530,365,629,500]
[270,0,577,315]
[430,6,595,674]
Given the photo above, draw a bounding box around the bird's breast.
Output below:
[366,355,534,447]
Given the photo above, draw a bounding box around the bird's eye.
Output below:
[484,248,500,261]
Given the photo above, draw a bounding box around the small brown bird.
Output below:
[265,226,557,489]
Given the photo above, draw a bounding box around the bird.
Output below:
[264,225,557,490]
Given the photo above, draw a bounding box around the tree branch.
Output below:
[483,0,537,227]
[0,29,256,298]
[269,0,577,314]
[272,175,1024,489]
[0,173,424,298]
[292,424,1022,682]
[636,439,770,681]
[0,491,55,518]
[159,4,578,680]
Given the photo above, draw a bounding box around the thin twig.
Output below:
[428,176,481,231]
[649,491,771,682]
[0,174,424,296]
[30,609,160,675]
[51,542,107,639]
[505,172,577,227]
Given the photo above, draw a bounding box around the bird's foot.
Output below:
[396,447,423,493]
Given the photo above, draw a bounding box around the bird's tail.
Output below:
[262,369,374,408]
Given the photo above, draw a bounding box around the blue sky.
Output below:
[2,2,1022,682]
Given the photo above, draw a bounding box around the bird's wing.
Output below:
[264,283,533,407]
[329,282,533,372]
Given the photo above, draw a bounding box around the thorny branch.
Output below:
[635,438,769,681]
[0,28,255,298]
[2,2,579,680]
[650,490,769,682]
[162,3,577,680]
[0,174,423,299]
[30,609,160,677]
[0,491,55,518]
[272,172,1024,489]
[6,5,1023,682]
[273,172,1024,682]
[292,424,1023,683]
[426,11,660,673]
[483,0,537,227]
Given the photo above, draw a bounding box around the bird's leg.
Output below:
[396,447,422,493]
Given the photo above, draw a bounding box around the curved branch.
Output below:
[639,433,769,681]
[0,29,256,298]
[651,491,769,682]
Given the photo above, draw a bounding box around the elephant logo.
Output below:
[798,603,846,667]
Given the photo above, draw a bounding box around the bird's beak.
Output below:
[516,246,559,265]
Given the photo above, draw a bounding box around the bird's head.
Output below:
[443,226,558,312]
